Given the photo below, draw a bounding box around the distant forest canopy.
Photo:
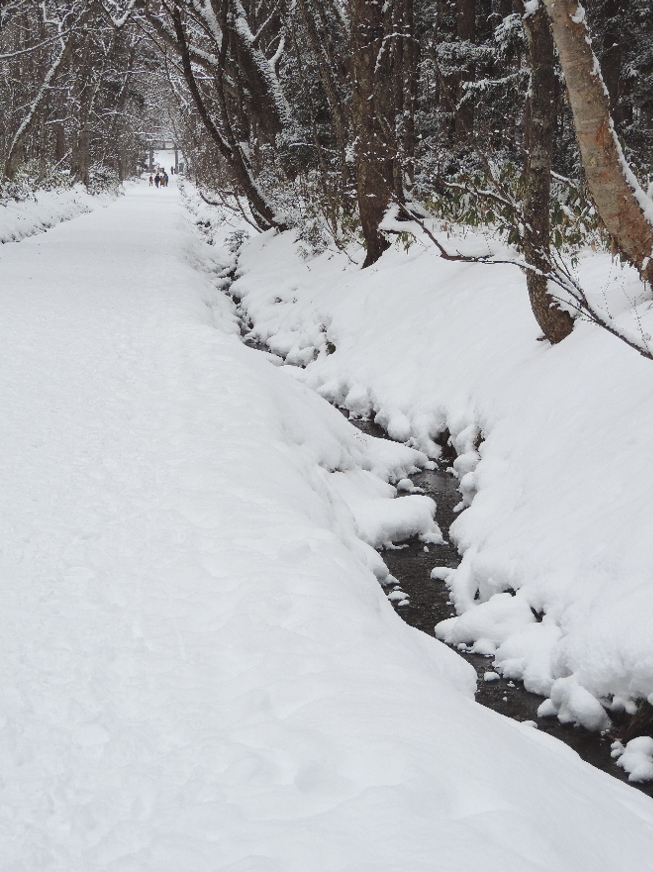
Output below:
[2,0,653,343]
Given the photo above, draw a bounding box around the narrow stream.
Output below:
[351,417,653,799]
[231,288,653,797]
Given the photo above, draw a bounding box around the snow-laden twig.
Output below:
[383,202,653,360]
[99,0,139,29]
[197,189,259,230]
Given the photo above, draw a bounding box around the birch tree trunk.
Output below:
[542,0,653,286]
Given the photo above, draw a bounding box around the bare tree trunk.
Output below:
[100,33,140,180]
[71,126,90,185]
[172,6,280,231]
[393,0,417,193]
[4,20,79,179]
[455,0,476,139]
[542,0,653,287]
[295,0,349,177]
[54,123,66,162]
[348,0,398,267]
[70,32,94,187]
[516,0,574,342]
[228,0,291,139]
[597,0,625,124]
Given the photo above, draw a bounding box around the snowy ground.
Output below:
[0,183,113,244]
[230,207,653,747]
[2,177,653,870]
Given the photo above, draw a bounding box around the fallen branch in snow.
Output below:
[197,189,260,231]
[384,203,653,360]
[388,203,514,265]
[545,250,653,359]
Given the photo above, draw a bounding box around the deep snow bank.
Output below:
[0,183,116,244]
[231,222,653,743]
[2,179,653,868]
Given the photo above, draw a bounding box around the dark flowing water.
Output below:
[234,306,653,797]
[351,417,653,799]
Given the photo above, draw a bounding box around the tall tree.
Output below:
[542,0,653,287]
[293,0,349,179]
[141,0,290,230]
[348,0,407,266]
[454,0,475,137]
[3,1,89,180]
[2,0,148,187]
[515,0,574,343]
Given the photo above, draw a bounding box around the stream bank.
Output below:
[229,277,653,798]
[350,416,653,798]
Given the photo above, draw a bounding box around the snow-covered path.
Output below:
[2,180,653,871]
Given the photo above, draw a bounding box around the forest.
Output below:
[2,0,653,349]
[5,3,653,865]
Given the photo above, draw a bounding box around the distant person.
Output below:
[148,175,153,186]
[162,172,169,187]
[154,173,160,188]
[170,166,175,175]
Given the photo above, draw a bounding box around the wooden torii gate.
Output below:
[146,139,180,173]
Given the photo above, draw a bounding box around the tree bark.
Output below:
[172,6,280,231]
[228,0,291,140]
[69,31,94,187]
[294,0,348,171]
[293,0,353,189]
[393,0,417,192]
[455,0,476,139]
[542,0,653,287]
[348,0,399,267]
[597,0,625,123]
[516,0,574,342]
[4,16,80,179]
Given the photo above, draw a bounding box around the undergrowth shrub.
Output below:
[423,163,608,256]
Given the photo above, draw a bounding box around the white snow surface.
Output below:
[0,183,113,244]
[231,213,653,734]
[614,737,653,782]
[2,179,653,868]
